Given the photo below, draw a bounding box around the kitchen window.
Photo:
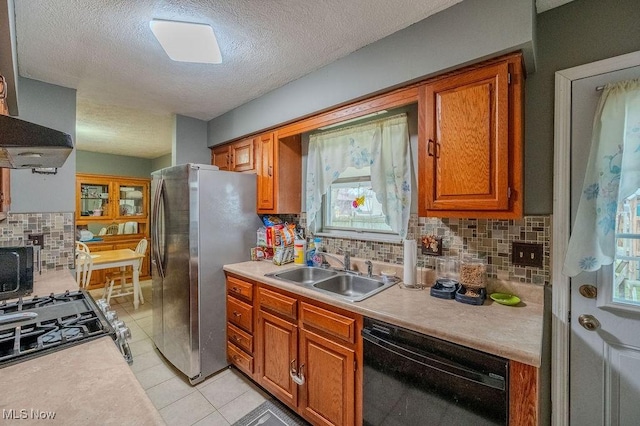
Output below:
[322,171,394,235]
[306,114,411,239]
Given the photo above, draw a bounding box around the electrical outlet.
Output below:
[512,242,543,268]
[28,233,44,247]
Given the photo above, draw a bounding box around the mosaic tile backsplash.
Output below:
[278,213,551,286]
[0,212,75,270]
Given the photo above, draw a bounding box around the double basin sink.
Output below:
[265,266,397,302]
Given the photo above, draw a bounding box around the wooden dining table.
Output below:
[90,248,145,309]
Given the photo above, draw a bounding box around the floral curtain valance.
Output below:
[563,79,640,277]
[305,114,411,237]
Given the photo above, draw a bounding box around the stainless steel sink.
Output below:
[312,274,393,302]
[267,266,338,285]
[265,266,396,302]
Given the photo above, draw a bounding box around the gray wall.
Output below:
[174,114,209,165]
[151,153,172,172]
[10,77,76,213]
[207,0,534,146]
[76,150,152,178]
[525,0,640,214]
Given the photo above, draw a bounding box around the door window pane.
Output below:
[613,189,640,307]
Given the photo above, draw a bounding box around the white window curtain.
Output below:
[306,113,411,237]
[563,79,640,276]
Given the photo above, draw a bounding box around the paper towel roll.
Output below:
[403,239,417,285]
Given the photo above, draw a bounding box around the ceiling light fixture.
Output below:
[318,110,389,130]
[150,19,222,64]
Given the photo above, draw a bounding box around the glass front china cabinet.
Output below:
[75,173,151,288]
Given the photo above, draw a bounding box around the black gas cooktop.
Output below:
[0,290,131,368]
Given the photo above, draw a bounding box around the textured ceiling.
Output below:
[13,0,573,159]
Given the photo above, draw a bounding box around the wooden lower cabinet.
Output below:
[226,276,255,376]
[226,275,360,426]
[257,309,299,407]
[299,328,355,426]
[225,275,539,425]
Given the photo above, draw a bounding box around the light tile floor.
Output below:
[89,282,274,426]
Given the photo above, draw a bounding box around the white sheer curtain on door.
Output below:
[564,79,640,276]
[306,114,411,237]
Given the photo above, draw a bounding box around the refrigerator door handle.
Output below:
[152,177,166,279]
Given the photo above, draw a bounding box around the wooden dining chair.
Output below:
[75,250,93,289]
[76,240,90,253]
[103,239,148,304]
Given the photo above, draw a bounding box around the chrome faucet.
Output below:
[364,260,373,278]
[316,250,355,274]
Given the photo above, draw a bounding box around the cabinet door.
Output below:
[299,328,355,426]
[114,180,149,220]
[77,178,114,219]
[419,61,510,213]
[230,137,255,172]
[0,76,9,218]
[0,168,9,217]
[212,145,230,171]
[257,309,298,407]
[257,133,275,211]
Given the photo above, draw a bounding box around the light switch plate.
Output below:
[512,242,543,268]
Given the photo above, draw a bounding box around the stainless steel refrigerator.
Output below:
[150,163,262,384]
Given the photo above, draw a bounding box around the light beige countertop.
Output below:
[0,269,164,425]
[224,260,545,367]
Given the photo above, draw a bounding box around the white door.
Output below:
[569,66,640,426]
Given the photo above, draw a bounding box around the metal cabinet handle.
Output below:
[233,311,242,317]
[289,359,305,385]
[427,139,435,156]
[232,334,242,342]
[231,287,241,294]
[268,166,273,177]
[578,314,600,331]
[434,141,441,158]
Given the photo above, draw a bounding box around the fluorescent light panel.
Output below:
[150,19,221,64]
[318,110,389,130]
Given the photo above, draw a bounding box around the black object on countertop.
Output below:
[429,279,459,299]
[455,286,487,305]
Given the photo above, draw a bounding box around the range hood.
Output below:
[0,114,73,169]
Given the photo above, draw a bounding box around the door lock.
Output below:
[578,285,597,299]
[578,314,601,331]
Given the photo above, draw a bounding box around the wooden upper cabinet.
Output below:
[0,75,11,220]
[231,137,255,172]
[418,53,523,218]
[256,132,301,214]
[211,145,230,171]
[257,133,275,211]
[211,137,256,172]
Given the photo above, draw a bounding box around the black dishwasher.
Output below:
[362,317,508,425]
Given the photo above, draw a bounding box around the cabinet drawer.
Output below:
[259,287,297,320]
[300,302,356,344]
[227,276,253,302]
[227,322,253,354]
[227,296,253,332]
[228,342,253,374]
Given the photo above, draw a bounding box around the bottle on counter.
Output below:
[294,238,307,265]
[311,237,323,267]
[306,237,316,266]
